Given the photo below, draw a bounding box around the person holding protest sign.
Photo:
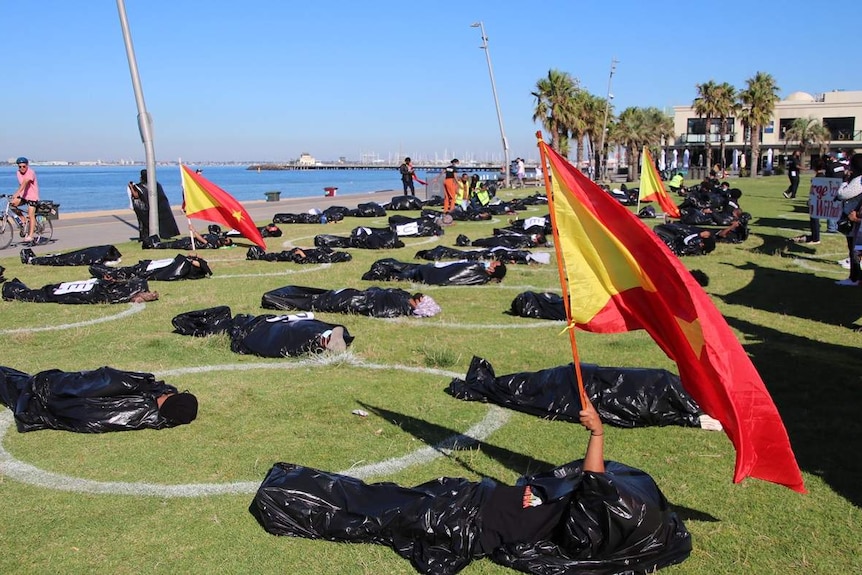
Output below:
[834,153,862,286]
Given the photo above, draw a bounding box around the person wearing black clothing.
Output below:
[783,150,801,198]
[129,169,181,240]
[399,157,416,196]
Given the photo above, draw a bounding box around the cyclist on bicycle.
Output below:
[11,157,39,243]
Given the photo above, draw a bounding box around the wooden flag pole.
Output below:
[536,132,589,408]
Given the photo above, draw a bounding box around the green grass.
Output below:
[1,176,861,574]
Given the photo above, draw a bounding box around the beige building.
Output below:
[671,89,862,171]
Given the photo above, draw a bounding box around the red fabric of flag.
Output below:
[181,165,266,249]
[541,140,804,493]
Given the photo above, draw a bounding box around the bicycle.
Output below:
[0,194,55,249]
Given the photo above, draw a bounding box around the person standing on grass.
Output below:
[783,150,801,199]
[11,157,39,243]
[443,158,460,213]
[835,153,862,286]
[399,157,417,197]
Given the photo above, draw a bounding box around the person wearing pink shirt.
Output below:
[11,157,39,243]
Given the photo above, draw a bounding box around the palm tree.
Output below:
[713,82,738,172]
[785,117,831,159]
[580,93,610,177]
[608,107,674,182]
[532,69,579,156]
[693,80,721,170]
[738,72,780,177]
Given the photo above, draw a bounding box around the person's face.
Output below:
[17,162,28,173]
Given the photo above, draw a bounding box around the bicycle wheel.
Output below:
[33,215,53,243]
[0,216,13,249]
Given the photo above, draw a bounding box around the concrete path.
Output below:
[12,189,405,254]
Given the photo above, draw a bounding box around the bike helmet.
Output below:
[15,157,28,165]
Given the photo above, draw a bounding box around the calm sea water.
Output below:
[0,165,426,214]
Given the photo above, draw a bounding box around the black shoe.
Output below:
[20,248,35,264]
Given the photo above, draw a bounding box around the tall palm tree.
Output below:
[581,93,610,176]
[532,69,579,156]
[738,72,780,177]
[713,82,738,172]
[612,107,646,182]
[785,117,831,158]
[693,80,721,169]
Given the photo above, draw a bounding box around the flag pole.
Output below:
[536,132,588,407]
[179,160,198,256]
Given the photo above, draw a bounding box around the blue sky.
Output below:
[2,0,856,164]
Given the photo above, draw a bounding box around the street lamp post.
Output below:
[598,58,618,182]
[471,21,510,189]
[116,0,160,236]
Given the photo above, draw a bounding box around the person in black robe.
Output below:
[129,169,181,240]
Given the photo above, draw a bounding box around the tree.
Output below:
[693,81,721,169]
[785,117,830,159]
[714,82,739,172]
[532,69,579,156]
[738,72,780,177]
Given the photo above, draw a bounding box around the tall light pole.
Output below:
[598,57,618,182]
[471,21,510,189]
[116,0,159,236]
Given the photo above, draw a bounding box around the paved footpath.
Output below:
[18,189,406,254]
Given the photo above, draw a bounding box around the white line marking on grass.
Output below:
[213,264,330,279]
[0,303,145,334]
[0,356,509,497]
[376,317,562,329]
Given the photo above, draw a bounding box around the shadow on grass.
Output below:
[747,232,799,256]
[727,316,862,507]
[754,216,809,231]
[357,401,558,481]
[718,261,862,327]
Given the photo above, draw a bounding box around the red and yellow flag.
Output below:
[638,147,680,218]
[540,139,804,493]
[180,165,266,249]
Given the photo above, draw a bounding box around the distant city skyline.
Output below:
[3,0,855,164]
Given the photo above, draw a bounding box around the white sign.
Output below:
[809,177,843,219]
[52,278,98,295]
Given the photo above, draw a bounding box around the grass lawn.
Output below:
[0,173,860,574]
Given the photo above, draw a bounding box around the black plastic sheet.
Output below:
[0,365,183,433]
[386,195,425,211]
[509,292,566,320]
[89,254,212,281]
[229,315,353,357]
[21,245,122,266]
[447,356,703,428]
[246,246,352,264]
[261,285,415,318]
[349,202,387,217]
[415,246,538,265]
[250,459,690,575]
[172,307,354,357]
[2,276,153,304]
[653,223,716,256]
[314,227,405,249]
[362,258,495,285]
[388,215,443,237]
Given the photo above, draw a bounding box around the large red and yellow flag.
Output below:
[180,165,266,249]
[540,139,804,493]
[638,147,680,218]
